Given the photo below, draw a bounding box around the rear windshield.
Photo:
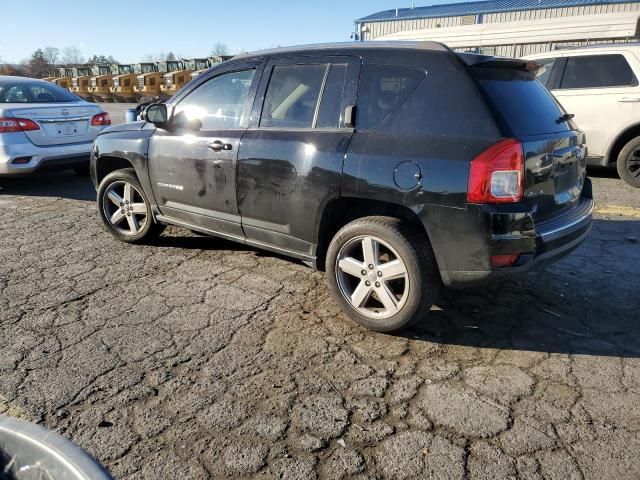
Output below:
[473,67,570,137]
[0,81,80,103]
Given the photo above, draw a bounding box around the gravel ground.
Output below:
[0,110,639,479]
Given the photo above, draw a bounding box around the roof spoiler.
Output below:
[457,53,542,72]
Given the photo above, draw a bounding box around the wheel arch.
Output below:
[605,122,640,165]
[315,197,436,271]
[95,155,136,186]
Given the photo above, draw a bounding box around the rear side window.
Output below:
[474,67,569,137]
[559,54,637,89]
[357,65,425,130]
[260,64,326,128]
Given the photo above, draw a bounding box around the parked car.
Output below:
[525,44,640,187]
[91,42,593,332]
[0,76,110,175]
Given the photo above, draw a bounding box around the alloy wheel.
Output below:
[335,235,409,320]
[102,181,148,235]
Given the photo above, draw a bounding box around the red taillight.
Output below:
[91,112,111,126]
[490,253,521,268]
[467,138,524,204]
[0,117,40,133]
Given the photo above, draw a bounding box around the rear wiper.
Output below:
[557,113,575,124]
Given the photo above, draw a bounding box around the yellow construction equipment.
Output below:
[110,64,148,103]
[132,62,163,102]
[161,59,203,98]
[89,65,119,102]
[53,68,74,90]
[71,67,94,101]
[189,55,233,81]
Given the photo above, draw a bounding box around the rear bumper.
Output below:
[0,133,94,175]
[432,180,594,288]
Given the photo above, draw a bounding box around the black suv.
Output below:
[91,42,593,332]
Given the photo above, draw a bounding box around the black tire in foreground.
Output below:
[326,216,440,332]
[617,136,640,188]
[97,168,165,243]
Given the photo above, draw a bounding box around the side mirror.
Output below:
[143,103,168,126]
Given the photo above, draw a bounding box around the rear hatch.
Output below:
[7,103,102,146]
[468,57,587,220]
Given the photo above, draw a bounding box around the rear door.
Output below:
[473,64,587,220]
[548,52,640,158]
[237,56,359,256]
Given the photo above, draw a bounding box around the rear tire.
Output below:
[617,136,640,188]
[325,216,440,333]
[97,168,165,243]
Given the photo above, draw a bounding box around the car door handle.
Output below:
[618,96,640,103]
[208,140,233,151]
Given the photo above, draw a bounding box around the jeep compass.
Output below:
[91,42,593,332]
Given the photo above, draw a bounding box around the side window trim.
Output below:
[311,64,331,128]
[547,57,566,90]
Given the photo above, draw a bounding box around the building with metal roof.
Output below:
[354,0,640,56]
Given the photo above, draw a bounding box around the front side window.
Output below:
[260,64,327,128]
[534,58,556,86]
[559,54,637,89]
[174,69,255,130]
[356,65,425,130]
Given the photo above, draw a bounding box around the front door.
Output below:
[148,61,263,237]
[237,56,359,257]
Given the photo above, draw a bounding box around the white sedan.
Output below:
[0,76,111,175]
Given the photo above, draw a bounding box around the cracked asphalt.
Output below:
[1,134,639,478]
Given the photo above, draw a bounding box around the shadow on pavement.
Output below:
[405,218,640,358]
[587,166,619,179]
[0,171,95,202]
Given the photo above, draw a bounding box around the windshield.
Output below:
[76,68,91,76]
[167,61,180,71]
[0,81,81,103]
[141,64,155,74]
[195,60,208,70]
[99,66,110,75]
[119,65,132,74]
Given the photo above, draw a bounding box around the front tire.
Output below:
[325,216,440,333]
[97,168,165,243]
[617,137,640,188]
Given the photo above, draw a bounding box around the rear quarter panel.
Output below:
[342,51,502,278]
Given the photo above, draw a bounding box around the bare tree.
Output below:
[211,42,229,57]
[61,46,84,65]
[43,47,60,66]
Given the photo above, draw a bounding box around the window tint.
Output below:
[0,81,79,103]
[260,64,326,128]
[175,69,255,130]
[316,64,347,128]
[356,65,425,130]
[534,58,555,86]
[560,54,637,89]
[474,67,570,137]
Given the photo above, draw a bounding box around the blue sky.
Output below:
[1,0,455,63]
